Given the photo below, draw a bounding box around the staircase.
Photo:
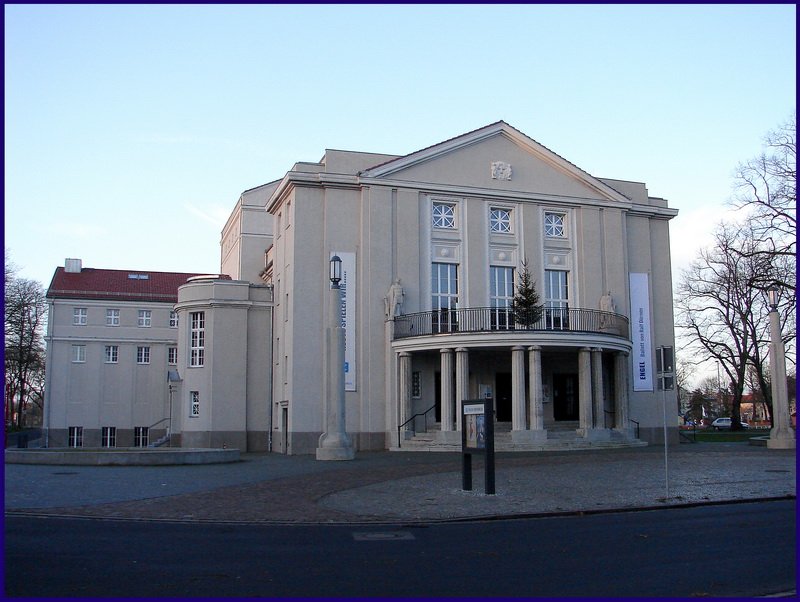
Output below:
[148,434,171,448]
[391,421,646,452]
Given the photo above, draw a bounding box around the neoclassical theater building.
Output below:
[45,121,679,453]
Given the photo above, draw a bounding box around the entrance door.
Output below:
[495,372,512,422]
[553,374,578,421]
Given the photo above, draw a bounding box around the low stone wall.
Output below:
[4,447,240,466]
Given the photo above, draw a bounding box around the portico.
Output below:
[391,306,636,449]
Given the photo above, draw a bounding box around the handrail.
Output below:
[147,418,170,431]
[397,404,436,448]
[629,418,640,440]
[394,306,629,339]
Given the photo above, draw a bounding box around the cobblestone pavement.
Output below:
[4,443,796,524]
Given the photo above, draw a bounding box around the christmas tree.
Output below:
[512,260,543,328]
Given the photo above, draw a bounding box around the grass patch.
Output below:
[686,429,769,443]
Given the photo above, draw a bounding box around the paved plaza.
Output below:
[4,443,796,524]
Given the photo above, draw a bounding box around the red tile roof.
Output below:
[46,267,227,303]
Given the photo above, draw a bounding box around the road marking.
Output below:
[352,531,415,541]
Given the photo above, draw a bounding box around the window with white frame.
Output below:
[71,345,86,363]
[104,345,119,363]
[190,311,205,367]
[544,212,566,237]
[490,266,514,329]
[138,310,152,327]
[432,202,456,229]
[431,262,458,332]
[168,347,178,365]
[190,391,200,417]
[106,309,120,326]
[134,426,149,447]
[490,208,512,233]
[73,308,87,325]
[169,311,178,328]
[136,346,150,364]
[101,426,116,448]
[68,426,83,448]
[544,269,569,329]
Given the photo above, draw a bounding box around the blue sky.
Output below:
[5,4,796,292]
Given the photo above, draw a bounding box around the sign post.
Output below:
[656,346,674,499]
[461,398,495,495]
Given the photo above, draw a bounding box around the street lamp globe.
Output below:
[330,255,342,286]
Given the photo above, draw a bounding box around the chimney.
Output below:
[64,258,82,273]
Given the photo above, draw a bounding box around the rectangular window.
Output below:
[431,262,458,333]
[190,391,200,417]
[101,426,116,448]
[168,347,178,365]
[68,426,83,448]
[71,345,86,363]
[104,345,119,363]
[134,426,149,447]
[544,270,569,329]
[169,311,178,328]
[106,309,120,326]
[138,310,152,327]
[136,346,150,364]
[544,212,566,238]
[432,202,456,229]
[412,372,421,399]
[490,208,512,233]
[490,266,514,329]
[73,308,87,326]
[190,311,205,367]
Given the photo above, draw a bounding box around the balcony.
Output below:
[393,307,629,340]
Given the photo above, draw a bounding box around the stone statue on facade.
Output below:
[384,279,404,320]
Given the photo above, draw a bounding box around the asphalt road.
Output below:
[5,499,795,597]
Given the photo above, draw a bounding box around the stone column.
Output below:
[511,346,527,435]
[528,346,546,438]
[592,348,605,428]
[577,347,593,437]
[438,348,457,442]
[614,352,631,436]
[398,352,412,440]
[455,347,469,432]
[767,307,796,449]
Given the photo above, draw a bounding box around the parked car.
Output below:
[710,417,749,430]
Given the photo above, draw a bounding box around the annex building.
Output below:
[44,121,679,453]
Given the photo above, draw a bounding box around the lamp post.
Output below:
[766,287,795,449]
[316,255,355,460]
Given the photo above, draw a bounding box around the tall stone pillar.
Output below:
[592,348,605,428]
[511,346,527,432]
[614,351,631,436]
[528,346,545,436]
[455,347,469,432]
[438,348,457,442]
[398,352,412,439]
[577,347,593,437]
[767,307,796,449]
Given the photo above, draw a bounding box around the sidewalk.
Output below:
[4,443,796,524]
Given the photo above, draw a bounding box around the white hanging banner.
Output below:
[332,251,356,391]
[629,272,653,391]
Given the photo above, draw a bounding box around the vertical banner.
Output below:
[333,252,357,391]
[629,272,653,391]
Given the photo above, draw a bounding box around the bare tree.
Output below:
[676,223,763,430]
[4,273,48,430]
[730,112,796,295]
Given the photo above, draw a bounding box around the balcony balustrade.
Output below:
[393,306,629,340]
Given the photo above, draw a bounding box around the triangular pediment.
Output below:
[360,121,629,204]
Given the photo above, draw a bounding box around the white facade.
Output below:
[43,263,195,448]
[45,121,679,454]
